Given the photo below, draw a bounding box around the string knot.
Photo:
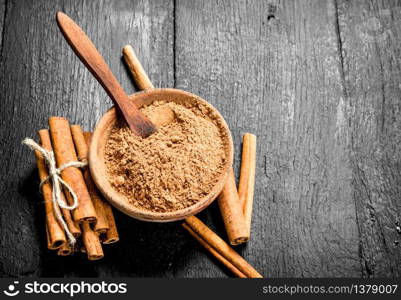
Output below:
[23,138,87,245]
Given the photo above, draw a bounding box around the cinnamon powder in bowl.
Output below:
[104,100,227,213]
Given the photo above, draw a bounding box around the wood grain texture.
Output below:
[336,0,401,277]
[1,0,400,278]
[0,0,5,52]
[174,0,360,277]
[0,0,174,277]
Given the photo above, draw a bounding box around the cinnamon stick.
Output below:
[36,129,67,249]
[218,168,248,245]
[48,117,97,223]
[184,216,262,278]
[85,131,119,243]
[238,133,257,237]
[57,242,73,256]
[70,125,109,233]
[38,129,82,238]
[101,203,119,244]
[45,224,61,250]
[122,45,154,90]
[81,222,104,260]
[182,223,246,278]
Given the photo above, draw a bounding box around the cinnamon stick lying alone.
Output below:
[218,169,248,245]
[48,117,97,223]
[36,129,66,249]
[70,125,109,233]
[182,223,246,278]
[238,133,257,237]
[183,216,262,278]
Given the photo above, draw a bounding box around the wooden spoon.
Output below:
[56,12,156,138]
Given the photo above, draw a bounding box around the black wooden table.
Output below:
[1,0,401,278]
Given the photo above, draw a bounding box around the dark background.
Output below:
[1,0,401,278]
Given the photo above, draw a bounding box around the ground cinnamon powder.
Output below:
[105,101,226,212]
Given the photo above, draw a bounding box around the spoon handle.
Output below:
[56,12,156,138]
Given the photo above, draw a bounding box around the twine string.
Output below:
[23,138,87,245]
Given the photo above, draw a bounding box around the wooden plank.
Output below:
[2,0,400,279]
[0,0,5,52]
[0,0,173,277]
[175,0,361,277]
[336,0,401,277]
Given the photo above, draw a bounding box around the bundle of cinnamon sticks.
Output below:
[33,117,119,260]
[182,133,259,277]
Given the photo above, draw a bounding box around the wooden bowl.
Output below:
[89,88,233,222]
